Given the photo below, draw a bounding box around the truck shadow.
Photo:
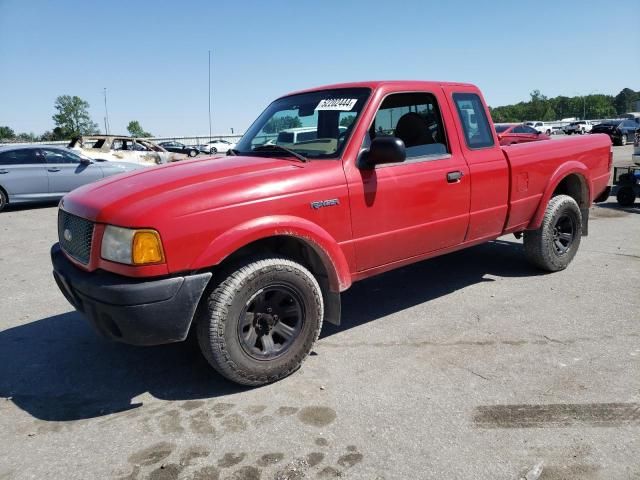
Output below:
[323,239,540,337]
[0,239,539,422]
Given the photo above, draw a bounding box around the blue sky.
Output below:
[0,0,638,137]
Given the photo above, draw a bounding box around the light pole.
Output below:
[103,87,110,135]
[208,50,212,143]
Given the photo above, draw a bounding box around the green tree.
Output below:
[126,120,152,138]
[614,88,639,115]
[263,116,302,134]
[0,126,16,140]
[340,115,356,127]
[15,132,38,142]
[52,95,99,138]
[40,127,67,141]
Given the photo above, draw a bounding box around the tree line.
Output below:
[0,95,152,142]
[2,88,637,143]
[489,88,639,123]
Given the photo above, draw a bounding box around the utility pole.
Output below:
[208,50,212,142]
[103,87,110,135]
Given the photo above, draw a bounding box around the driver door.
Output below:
[345,90,470,271]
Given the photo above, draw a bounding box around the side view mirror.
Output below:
[358,136,406,170]
[80,158,92,165]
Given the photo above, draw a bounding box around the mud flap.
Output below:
[581,207,589,236]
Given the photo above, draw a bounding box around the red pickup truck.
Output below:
[51,81,612,385]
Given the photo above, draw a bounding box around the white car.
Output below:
[198,139,236,154]
[563,120,593,135]
[525,121,552,136]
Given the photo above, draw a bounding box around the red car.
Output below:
[52,80,611,386]
[495,123,551,146]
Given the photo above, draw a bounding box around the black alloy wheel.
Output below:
[238,285,304,360]
[551,213,576,255]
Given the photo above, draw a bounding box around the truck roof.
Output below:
[282,80,476,98]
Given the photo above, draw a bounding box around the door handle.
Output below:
[0,169,9,174]
[48,168,61,172]
[447,171,463,183]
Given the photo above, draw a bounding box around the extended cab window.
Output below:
[370,92,448,160]
[453,93,494,149]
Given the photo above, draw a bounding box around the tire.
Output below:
[523,194,582,272]
[616,186,636,207]
[545,129,551,136]
[210,147,217,154]
[621,134,628,146]
[0,188,7,212]
[566,131,572,135]
[197,257,324,386]
[189,149,197,157]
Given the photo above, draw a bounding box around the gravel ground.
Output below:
[0,144,638,480]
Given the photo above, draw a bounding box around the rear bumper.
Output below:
[51,243,211,346]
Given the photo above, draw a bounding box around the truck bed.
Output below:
[501,134,612,232]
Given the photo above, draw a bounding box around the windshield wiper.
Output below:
[252,144,308,163]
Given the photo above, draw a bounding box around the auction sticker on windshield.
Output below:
[315,98,358,111]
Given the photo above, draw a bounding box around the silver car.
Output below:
[0,145,142,212]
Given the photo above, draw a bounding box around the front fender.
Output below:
[190,215,352,291]
[527,161,590,230]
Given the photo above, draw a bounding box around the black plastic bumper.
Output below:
[51,243,211,346]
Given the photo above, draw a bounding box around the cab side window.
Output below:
[371,92,449,160]
[453,93,494,149]
[512,125,527,134]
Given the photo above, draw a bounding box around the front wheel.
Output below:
[189,149,198,157]
[197,257,324,386]
[0,189,7,212]
[523,195,582,272]
[210,147,217,154]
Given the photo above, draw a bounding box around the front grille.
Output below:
[58,210,94,265]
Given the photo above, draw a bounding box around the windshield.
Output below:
[235,88,370,159]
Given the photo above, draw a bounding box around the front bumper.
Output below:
[51,243,211,346]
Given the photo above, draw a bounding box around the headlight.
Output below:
[101,225,165,265]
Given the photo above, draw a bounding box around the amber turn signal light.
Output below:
[132,230,165,265]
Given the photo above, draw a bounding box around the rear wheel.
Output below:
[197,257,323,386]
[0,188,7,212]
[616,186,636,207]
[523,195,582,272]
[189,149,197,157]
[210,147,217,154]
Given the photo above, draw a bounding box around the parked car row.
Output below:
[498,119,639,148]
[0,145,141,211]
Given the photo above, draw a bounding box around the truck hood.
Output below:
[61,155,308,226]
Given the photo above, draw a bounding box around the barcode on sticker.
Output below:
[315,98,358,111]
